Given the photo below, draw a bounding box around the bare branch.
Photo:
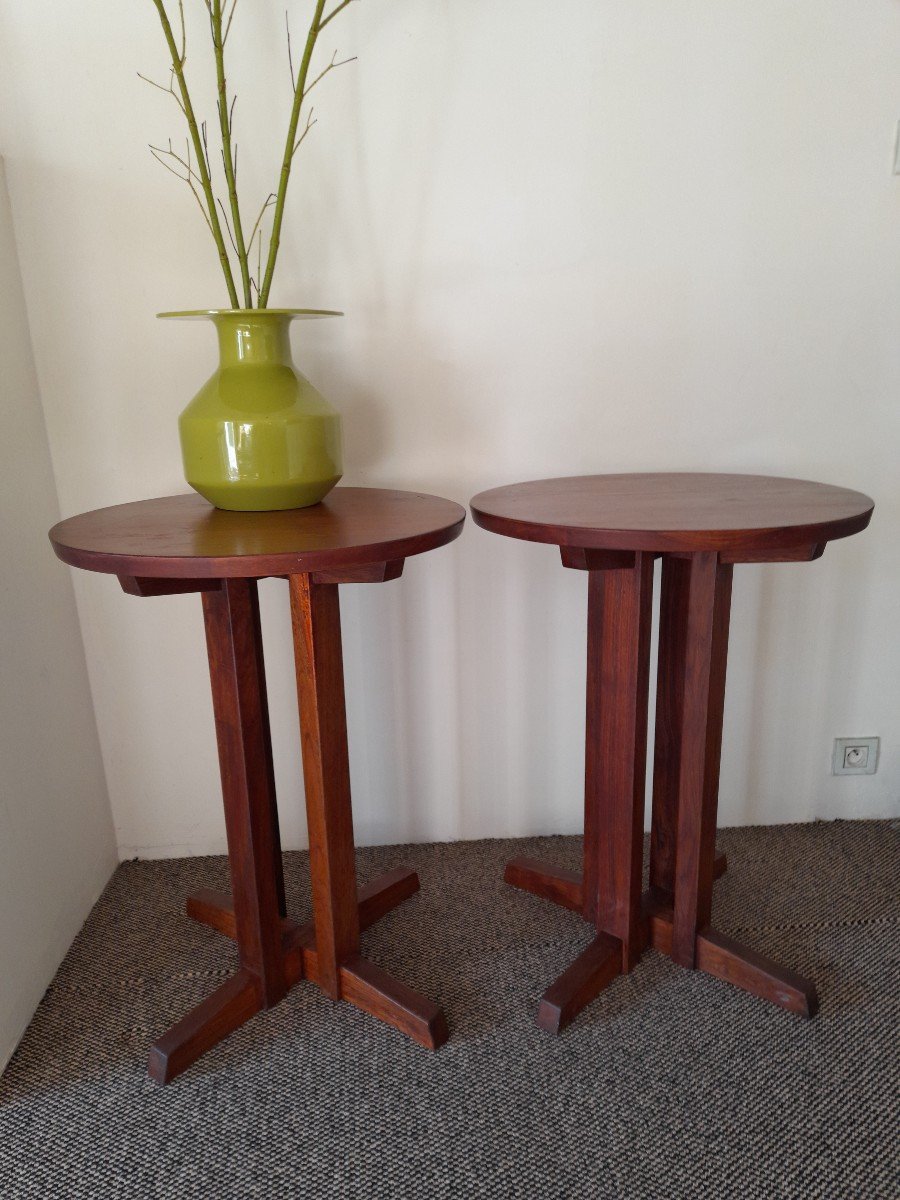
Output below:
[149,138,206,187]
[217,197,240,257]
[250,223,260,302]
[248,192,276,249]
[148,144,214,234]
[202,0,214,43]
[150,138,186,174]
[223,0,239,44]
[137,70,173,96]
[201,120,212,179]
[137,69,186,114]
[247,192,273,304]
[149,145,188,180]
[292,109,317,157]
[319,0,358,31]
[286,11,295,89]
[189,184,213,231]
[303,50,357,100]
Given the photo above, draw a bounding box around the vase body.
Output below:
[166,309,343,511]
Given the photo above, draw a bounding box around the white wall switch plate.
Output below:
[832,737,879,776]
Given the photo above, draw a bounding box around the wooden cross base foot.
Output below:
[148,867,446,1082]
[643,892,818,1018]
[504,851,728,913]
[185,865,422,942]
[536,933,622,1034]
[148,968,265,1085]
[505,850,730,1033]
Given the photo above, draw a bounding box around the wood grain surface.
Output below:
[471,473,873,554]
[50,488,466,578]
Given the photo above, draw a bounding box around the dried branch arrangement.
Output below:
[143,0,359,308]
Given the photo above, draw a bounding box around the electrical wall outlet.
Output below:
[832,737,879,776]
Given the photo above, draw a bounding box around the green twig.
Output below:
[319,0,358,31]
[259,0,359,307]
[259,0,328,306]
[211,0,252,306]
[148,0,240,306]
[146,0,359,308]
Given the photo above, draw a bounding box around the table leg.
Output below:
[667,553,732,965]
[149,579,286,1083]
[502,550,764,1033]
[583,555,654,965]
[508,555,655,1032]
[645,553,818,1016]
[650,556,730,905]
[146,571,445,1082]
[649,556,691,897]
[289,574,360,997]
[248,575,287,920]
[287,573,448,1049]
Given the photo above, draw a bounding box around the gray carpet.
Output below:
[1,820,897,1199]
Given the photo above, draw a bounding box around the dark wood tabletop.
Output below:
[49,488,467,579]
[470,473,874,554]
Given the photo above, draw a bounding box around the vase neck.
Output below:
[213,313,294,367]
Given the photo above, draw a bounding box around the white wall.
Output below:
[0,2,897,859]
[0,160,117,1070]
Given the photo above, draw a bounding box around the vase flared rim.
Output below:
[157,308,343,321]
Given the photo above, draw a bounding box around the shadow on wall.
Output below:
[2,154,217,502]
[258,493,889,853]
[339,528,588,846]
[253,523,588,851]
[279,0,464,481]
[722,526,887,826]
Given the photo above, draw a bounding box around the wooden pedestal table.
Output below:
[471,473,873,1032]
[50,489,465,1082]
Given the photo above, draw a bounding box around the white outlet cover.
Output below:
[833,737,879,776]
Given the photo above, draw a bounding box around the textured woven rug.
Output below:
[1,820,897,1199]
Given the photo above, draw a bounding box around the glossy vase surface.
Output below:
[161,308,343,511]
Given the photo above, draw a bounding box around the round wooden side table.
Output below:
[50,488,465,1083]
[470,473,874,1032]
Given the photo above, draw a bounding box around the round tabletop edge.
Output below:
[469,474,874,554]
[49,491,467,579]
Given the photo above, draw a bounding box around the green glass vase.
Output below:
[159,308,344,511]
